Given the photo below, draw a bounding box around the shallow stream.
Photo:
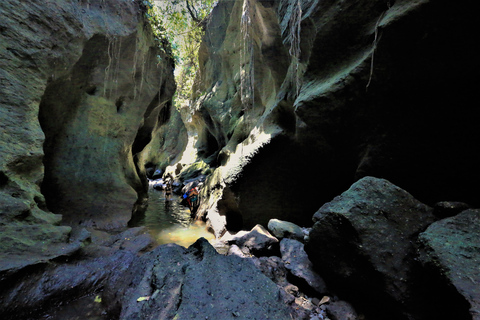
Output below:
[139,186,215,248]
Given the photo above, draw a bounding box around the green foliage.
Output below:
[139,1,171,59]
[141,0,216,109]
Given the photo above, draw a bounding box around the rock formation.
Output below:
[305,176,479,319]
[417,209,480,319]
[1,0,479,319]
[0,0,177,277]
[104,238,295,319]
[186,0,480,234]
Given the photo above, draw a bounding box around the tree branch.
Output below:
[185,0,200,23]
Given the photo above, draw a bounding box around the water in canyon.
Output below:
[138,186,215,248]
[40,187,217,320]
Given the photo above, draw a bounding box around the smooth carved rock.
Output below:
[193,0,480,237]
[268,218,304,241]
[0,0,176,277]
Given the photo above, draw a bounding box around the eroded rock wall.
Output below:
[189,0,294,232]
[0,0,176,273]
[191,0,479,232]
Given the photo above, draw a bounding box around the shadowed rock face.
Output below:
[0,0,177,274]
[306,177,436,319]
[417,210,480,320]
[305,177,479,320]
[189,0,480,231]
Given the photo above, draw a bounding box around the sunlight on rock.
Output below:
[221,127,275,183]
[176,135,198,166]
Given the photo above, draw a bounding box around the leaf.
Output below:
[94,295,102,303]
[137,296,151,302]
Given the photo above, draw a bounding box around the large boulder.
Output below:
[104,238,295,320]
[0,227,155,320]
[305,176,436,319]
[417,209,480,320]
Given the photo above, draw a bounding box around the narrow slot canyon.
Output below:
[1,1,479,320]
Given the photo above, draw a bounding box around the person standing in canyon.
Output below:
[164,173,174,201]
[186,185,199,214]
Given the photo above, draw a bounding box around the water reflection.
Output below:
[142,187,214,247]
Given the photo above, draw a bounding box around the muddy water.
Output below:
[141,187,215,248]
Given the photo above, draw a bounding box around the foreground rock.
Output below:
[324,300,359,320]
[0,227,155,320]
[104,238,294,319]
[305,176,436,319]
[417,209,480,320]
[433,201,471,218]
[1,235,298,320]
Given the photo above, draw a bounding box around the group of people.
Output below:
[162,173,200,214]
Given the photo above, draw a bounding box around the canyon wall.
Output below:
[0,0,178,273]
[183,2,480,318]
[190,0,479,233]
